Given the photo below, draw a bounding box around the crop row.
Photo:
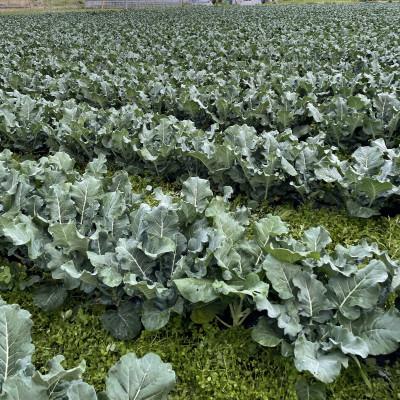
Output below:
[0,5,399,150]
[1,6,399,218]
[1,150,400,388]
[1,90,399,216]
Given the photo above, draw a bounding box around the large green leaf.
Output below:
[1,215,43,259]
[266,244,313,264]
[0,375,48,400]
[66,381,98,400]
[174,278,218,303]
[182,177,212,212]
[100,191,127,233]
[209,207,245,244]
[101,303,142,340]
[105,353,175,400]
[294,336,348,383]
[356,178,393,202]
[87,252,122,287]
[0,302,34,386]
[71,176,101,225]
[254,215,288,250]
[307,103,323,123]
[47,183,76,223]
[352,145,384,173]
[115,238,155,279]
[252,317,282,347]
[33,355,86,394]
[293,272,331,319]
[295,377,326,400]
[212,273,269,311]
[262,255,298,300]
[32,284,68,312]
[302,227,331,252]
[48,223,89,253]
[328,326,369,358]
[351,309,400,355]
[327,260,388,320]
[141,301,170,331]
[142,207,179,257]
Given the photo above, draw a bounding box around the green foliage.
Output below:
[262,203,400,259]
[1,152,400,389]
[2,289,400,399]
[0,296,176,400]
[1,5,400,398]
[0,6,399,215]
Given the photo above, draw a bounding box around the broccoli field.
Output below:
[0,4,400,399]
